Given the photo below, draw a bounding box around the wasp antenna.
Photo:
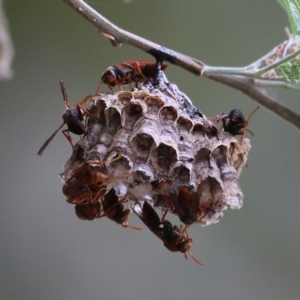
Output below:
[245,128,254,136]
[245,106,259,124]
[77,95,93,107]
[95,81,103,95]
[59,80,71,109]
[240,106,259,141]
[123,224,143,231]
[188,251,204,266]
[37,123,65,156]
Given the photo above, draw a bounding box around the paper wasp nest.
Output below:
[61,72,250,226]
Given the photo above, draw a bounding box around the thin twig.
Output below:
[254,79,300,92]
[255,48,300,76]
[63,0,300,131]
[203,48,300,77]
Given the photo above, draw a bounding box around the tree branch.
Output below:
[63,0,204,75]
[63,0,300,131]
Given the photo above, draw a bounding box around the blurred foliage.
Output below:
[278,0,300,34]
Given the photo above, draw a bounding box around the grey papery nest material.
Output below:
[61,73,250,227]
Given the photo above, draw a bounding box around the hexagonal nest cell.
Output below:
[61,72,251,230]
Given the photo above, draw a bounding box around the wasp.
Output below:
[169,186,201,225]
[100,189,142,230]
[172,174,214,226]
[98,60,168,91]
[63,155,122,204]
[63,161,108,204]
[152,177,209,226]
[75,201,102,221]
[151,181,197,225]
[73,187,141,230]
[37,80,93,156]
[214,107,259,137]
[134,201,203,266]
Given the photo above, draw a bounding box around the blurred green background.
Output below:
[1,0,300,299]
